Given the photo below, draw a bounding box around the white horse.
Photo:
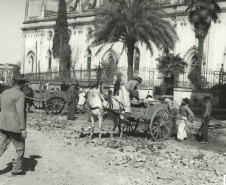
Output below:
[77,90,124,139]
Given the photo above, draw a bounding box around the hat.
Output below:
[12,74,28,82]
[183,98,189,104]
[133,77,142,84]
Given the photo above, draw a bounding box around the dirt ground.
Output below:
[1,109,226,185]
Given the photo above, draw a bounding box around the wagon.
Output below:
[31,90,67,115]
[113,100,173,141]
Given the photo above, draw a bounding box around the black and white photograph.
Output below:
[0,0,226,184]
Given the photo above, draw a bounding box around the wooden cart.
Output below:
[116,100,173,141]
[32,90,67,115]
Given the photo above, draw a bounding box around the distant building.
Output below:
[0,63,20,84]
[21,0,226,86]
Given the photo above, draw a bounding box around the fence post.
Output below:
[80,64,82,81]
[149,69,151,86]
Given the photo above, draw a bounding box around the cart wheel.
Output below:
[150,108,172,141]
[33,101,44,109]
[121,118,139,135]
[33,92,45,109]
[45,95,66,115]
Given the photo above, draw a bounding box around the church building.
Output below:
[21,0,226,87]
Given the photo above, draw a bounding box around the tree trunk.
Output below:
[59,58,67,79]
[59,59,65,71]
[197,37,204,88]
[126,41,135,80]
[173,74,179,87]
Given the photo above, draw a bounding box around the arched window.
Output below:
[134,48,140,72]
[107,54,114,65]
[47,31,53,40]
[87,49,92,69]
[68,6,74,12]
[85,3,92,9]
[29,56,34,72]
[47,51,52,70]
[68,29,72,37]
[87,27,93,38]
[74,0,79,10]
[190,55,197,72]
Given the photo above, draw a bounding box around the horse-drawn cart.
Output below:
[31,90,67,115]
[115,100,172,141]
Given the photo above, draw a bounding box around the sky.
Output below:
[0,0,26,65]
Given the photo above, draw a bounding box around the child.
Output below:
[177,98,194,141]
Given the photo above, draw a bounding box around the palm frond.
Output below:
[90,0,178,78]
[93,45,105,59]
[156,53,188,75]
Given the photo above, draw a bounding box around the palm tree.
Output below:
[185,0,221,87]
[156,52,188,87]
[91,0,178,80]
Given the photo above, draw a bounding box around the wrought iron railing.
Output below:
[24,67,117,84]
[24,67,222,89]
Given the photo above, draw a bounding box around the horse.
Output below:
[77,89,124,139]
[20,85,34,112]
[0,84,11,94]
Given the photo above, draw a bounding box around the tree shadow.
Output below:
[0,155,42,175]
[79,130,152,140]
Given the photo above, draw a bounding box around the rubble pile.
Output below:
[26,112,225,184]
[79,135,224,184]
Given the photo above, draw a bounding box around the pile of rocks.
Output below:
[27,112,226,184]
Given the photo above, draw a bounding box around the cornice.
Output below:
[22,2,226,28]
[23,10,96,24]
[21,21,94,31]
[165,7,226,18]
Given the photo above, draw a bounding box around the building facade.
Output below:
[21,0,226,86]
[0,64,18,84]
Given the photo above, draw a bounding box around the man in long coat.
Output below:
[200,95,212,144]
[0,74,28,176]
[67,81,79,120]
[61,81,67,91]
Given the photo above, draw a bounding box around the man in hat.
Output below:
[119,77,142,114]
[177,98,194,141]
[0,74,27,175]
[67,80,79,120]
[199,95,212,144]
[61,81,67,91]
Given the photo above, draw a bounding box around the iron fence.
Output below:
[176,69,216,88]
[25,68,102,83]
[24,67,222,89]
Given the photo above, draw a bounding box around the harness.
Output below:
[78,91,125,120]
[78,92,103,119]
[89,94,104,111]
